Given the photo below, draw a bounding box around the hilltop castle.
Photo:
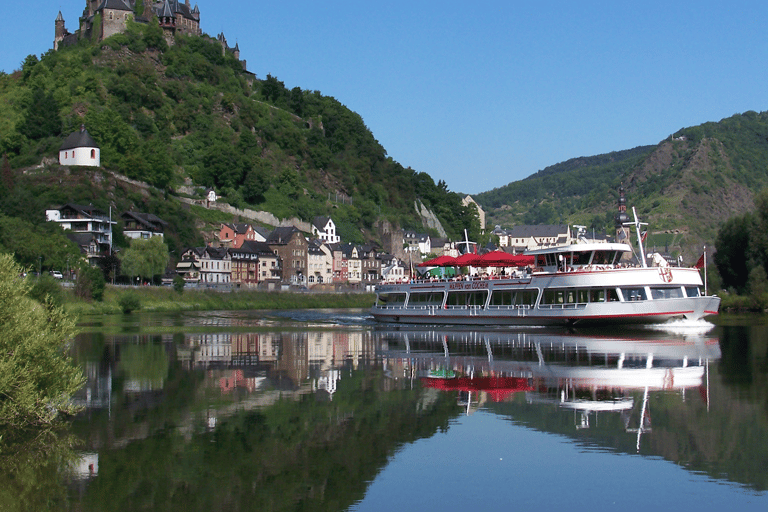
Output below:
[55,1,243,66]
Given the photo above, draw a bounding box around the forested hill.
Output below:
[0,19,480,250]
[475,111,768,260]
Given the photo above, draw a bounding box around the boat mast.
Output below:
[624,207,648,267]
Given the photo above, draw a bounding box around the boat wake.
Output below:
[647,318,717,336]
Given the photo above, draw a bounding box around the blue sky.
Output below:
[3,1,768,194]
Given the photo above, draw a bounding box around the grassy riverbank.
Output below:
[62,285,375,316]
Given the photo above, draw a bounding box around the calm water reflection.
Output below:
[3,310,768,511]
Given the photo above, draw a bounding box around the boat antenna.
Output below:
[624,207,648,267]
[573,225,586,242]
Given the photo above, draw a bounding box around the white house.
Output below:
[46,203,115,257]
[180,247,231,285]
[311,217,340,244]
[122,212,167,239]
[307,240,333,285]
[59,125,100,167]
[206,189,217,207]
[462,195,486,231]
[404,231,431,256]
[380,255,407,283]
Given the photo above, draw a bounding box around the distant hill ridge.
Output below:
[474,111,768,260]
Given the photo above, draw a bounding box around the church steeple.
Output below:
[615,185,630,244]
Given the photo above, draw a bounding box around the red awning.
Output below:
[417,255,458,267]
[454,252,480,266]
[421,376,534,402]
[475,251,535,267]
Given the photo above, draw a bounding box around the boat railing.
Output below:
[486,305,533,310]
[373,304,407,310]
[538,303,588,310]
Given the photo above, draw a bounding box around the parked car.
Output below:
[50,271,63,279]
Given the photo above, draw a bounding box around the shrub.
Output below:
[0,253,84,427]
[28,274,63,307]
[74,263,105,302]
[173,275,185,294]
[118,293,141,314]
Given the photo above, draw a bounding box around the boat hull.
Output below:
[371,267,720,326]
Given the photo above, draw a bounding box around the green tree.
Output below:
[1,154,14,193]
[74,262,106,302]
[17,87,62,140]
[0,253,84,428]
[20,54,38,81]
[120,236,170,283]
[242,164,270,204]
[0,214,81,271]
[144,15,168,52]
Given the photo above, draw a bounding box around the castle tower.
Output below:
[87,0,98,17]
[159,0,178,45]
[615,186,630,244]
[54,11,66,50]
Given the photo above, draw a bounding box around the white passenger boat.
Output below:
[372,232,720,327]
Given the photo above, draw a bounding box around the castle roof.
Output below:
[56,11,64,22]
[60,125,99,150]
[99,0,133,12]
[160,1,176,18]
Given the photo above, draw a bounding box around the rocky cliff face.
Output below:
[415,200,447,238]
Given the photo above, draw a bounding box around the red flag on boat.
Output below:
[641,230,648,242]
[693,253,705,269]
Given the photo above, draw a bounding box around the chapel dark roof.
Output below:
[60,126,99,150]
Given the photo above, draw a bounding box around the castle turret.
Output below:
[54,11,66,50]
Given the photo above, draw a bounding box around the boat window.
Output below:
[542,288,598,304]
[592,251,609,265]
[569,252,587,266]
[515,290,537,305]
[621,287,647,301]
[408,292,443,305]
[377,293,406,306]
[608,288,619,301]
[536,254,558,267]
[489,290,514,306]
[685,286,701,298]
[542,289,574,304]
[446,291,487,307]
[650,287,684,300]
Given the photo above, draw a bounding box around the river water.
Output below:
[3,310,768,511]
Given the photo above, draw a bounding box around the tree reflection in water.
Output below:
[5,312,767,510]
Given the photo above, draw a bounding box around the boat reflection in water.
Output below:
[377,327,720,451]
